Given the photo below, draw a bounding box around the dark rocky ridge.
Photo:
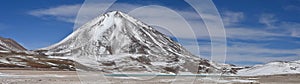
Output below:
[0,36,26,51]
[0,37,75,71]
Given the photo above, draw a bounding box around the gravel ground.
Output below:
[0,69,299,84]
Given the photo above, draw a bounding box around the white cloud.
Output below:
[259,13,277,28]
[228,43,300,56]
[29,5,81,17]
[226,46,300,64]
[224,14,300,40]
[278,22,300,38]
[221,11,244,26]
[284,5,300,12]
[28,4,81,23]
[225,27,285,40]
[291,30,300,38]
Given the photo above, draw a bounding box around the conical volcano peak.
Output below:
[40,11,234,74]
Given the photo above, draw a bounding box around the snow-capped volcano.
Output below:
[237,60,300,76]
[42,11,192,57]
[40,11,233,74]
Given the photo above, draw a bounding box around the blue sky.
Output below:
[0,0,299,66]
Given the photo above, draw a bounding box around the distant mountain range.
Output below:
[0,37,75,70]
[0,37,26,51]
[238,60,300,76]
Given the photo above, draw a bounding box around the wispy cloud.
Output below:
[28,5,81,17]
[225,27,284,40]
[221,11,244,26]
[278,22,300,38]
[291,30,300,38]
[28,4,81,23]
[284,5,300,12]
[259,13,277,28]
[225,45,300,66]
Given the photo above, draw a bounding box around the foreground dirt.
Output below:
[0,69,299,84]
[240,74,300,84]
